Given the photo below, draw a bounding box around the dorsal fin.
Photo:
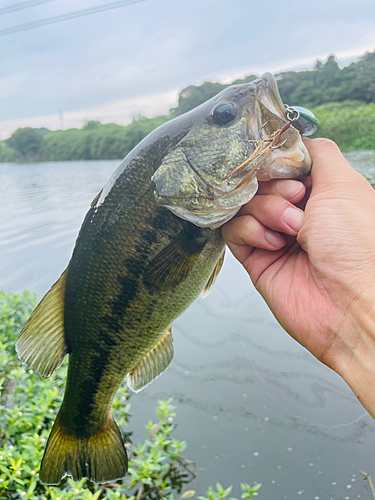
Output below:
[90,189,102,207]
[16,270,68,378]
[127,325,174,392]
[201,249,225,298]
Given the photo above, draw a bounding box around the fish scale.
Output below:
[16,72,313,485]
[61,144,224,436]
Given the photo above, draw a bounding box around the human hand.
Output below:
[222,138,375,417]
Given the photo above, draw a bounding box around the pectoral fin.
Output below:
[16,270,68,378]
[127,325,174,392]
[143,229,208,292]
[201,250,225,298]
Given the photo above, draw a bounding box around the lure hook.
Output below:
[271,139,287,150]
[284,104,300,123]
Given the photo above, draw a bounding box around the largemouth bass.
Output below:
[16,73,312,485]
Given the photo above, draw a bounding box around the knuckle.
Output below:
[312,137,340,152]
[221,220,235,242]
[264,194,289,215]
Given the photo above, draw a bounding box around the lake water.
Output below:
[1,151,375,499]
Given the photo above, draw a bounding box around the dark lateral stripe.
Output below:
[71,207,193,426]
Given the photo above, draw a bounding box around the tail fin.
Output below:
[39,412,128,485]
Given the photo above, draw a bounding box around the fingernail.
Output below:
[283,207,304,232]
[276,180,304,199]
[265,230,286,248]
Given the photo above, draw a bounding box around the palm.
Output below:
[224,138,375,418]
[245,239,342,366]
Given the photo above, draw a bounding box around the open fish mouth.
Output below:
[257,139,311,180]
[256,72,286,119]
[198,73,311,194]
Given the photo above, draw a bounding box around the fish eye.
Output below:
[212,103,237,126]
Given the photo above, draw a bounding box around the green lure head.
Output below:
[286,105,318,136]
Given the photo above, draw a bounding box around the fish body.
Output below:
[16,74,312,485]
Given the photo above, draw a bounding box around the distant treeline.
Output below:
[2,51,375,163]
[0,116,168,163]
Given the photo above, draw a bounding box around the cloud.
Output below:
[1,0,375,137]
[0,88,178,139]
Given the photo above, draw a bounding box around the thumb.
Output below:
[303,138,361,195]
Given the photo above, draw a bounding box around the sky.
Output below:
[1,0,375,139]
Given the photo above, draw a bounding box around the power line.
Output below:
[0,0,57,17]
[0,0,148,36]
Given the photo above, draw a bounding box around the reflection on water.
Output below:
[1,152,375,499]
[346,150,375,188]
[0,161,117,295]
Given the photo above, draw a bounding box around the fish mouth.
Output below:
[257,140,311,181]
[250,73,312,180]
[256,72,286,119]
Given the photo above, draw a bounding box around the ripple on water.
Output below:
[2,157,375,499]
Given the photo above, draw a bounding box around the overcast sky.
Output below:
[1,0,375,138]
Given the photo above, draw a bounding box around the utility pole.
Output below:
[58,108,65,130]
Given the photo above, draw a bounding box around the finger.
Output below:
[237,195,304,236]
[222,214,286,265]
[257,179,306,203]
[295,178,312,211]
[243,238,299,286]
[302,176,312,191]
[303,138,360,189]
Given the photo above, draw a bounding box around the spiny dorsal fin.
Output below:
[127,325,174,392]
[90,189,102,207]
[16,270,68,378]
[143,230,207,292]
[201,249,225,299]
[39,412,127,485]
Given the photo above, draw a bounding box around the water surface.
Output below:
[1,152,375,499]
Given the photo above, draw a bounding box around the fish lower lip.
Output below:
[272,157,301,167]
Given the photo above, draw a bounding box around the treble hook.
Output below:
[271,139,287,150]
[260,121,269,140]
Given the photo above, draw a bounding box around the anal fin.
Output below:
[16,270,68,378]
[201,249,225,298]
[127,325,174,392]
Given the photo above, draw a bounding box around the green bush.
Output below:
[0,143,18,163]
[6,128,44,162]
[310,101,375,151]
[0,291,261,500]
[40,116,169,162]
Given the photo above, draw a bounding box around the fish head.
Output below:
[152,73,312,228]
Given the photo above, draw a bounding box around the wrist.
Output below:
[333,295,375,418]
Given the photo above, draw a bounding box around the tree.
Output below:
[6,127,44,161]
